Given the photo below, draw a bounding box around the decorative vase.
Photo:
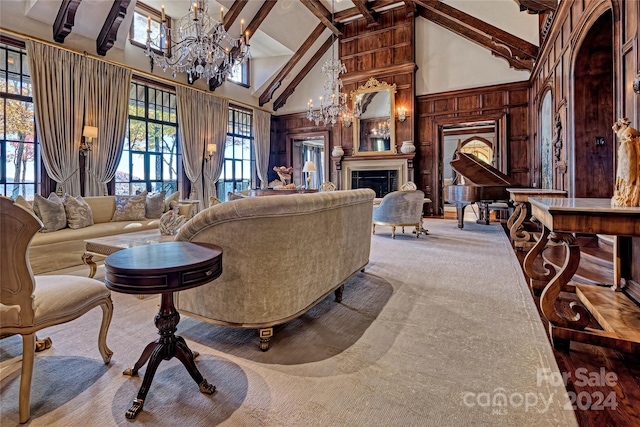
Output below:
[400,141,415,154]
[332,145,344,157]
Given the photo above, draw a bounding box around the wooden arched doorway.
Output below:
[572,9,614,198]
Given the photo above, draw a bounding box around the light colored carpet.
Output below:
[0,218,578,426]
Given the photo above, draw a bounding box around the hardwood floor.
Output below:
[507,226,640,427]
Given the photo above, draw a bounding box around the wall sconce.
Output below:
[397,106,407,123]
[80,125,98,155]
[342,112,353,128]
[302,160,317,189]
[205,143,217,161]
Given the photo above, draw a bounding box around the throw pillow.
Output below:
[164,191,180,212]
[14,195,34,213]
[146,190,166,219]
[111,191,147,221]
[32,193,67,232]
[209,196,221,207]
[63,194,94,229]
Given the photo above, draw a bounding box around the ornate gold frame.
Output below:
[351,78,397,156]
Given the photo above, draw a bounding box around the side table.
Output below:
[104,242,223,419]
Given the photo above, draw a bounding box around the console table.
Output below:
[523,198,640,353]
[506,188,566,250]
[104,242,223,419]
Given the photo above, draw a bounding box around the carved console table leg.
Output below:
[82,252,97,278]
[523,225,555,295]
[506,202,521,232]
[539,231,590,350]
[509,202,532,249]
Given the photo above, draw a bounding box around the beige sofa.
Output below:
[29,196,160,274]
[174,189,375,350]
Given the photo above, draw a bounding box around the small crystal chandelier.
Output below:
[372,119,391,139]
[145,0,250,83]
[307,0,352,127]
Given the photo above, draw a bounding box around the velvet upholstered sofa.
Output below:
[174,188,376,350]
[26,194,187,274]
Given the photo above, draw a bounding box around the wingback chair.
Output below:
[372,190,425,239]
[0,196,113,423]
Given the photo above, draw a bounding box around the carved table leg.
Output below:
[506,202,520,230]
[259,327,273,352]
[523,225,556,295]
[540,231,591,350]
[334,284,344,302]
[123,292,215,419]
[509,202,532,249]
[82,252,97,278]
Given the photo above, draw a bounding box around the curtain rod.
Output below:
[0,27,272,114]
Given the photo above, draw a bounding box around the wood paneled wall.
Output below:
[416,82,531,216]
[528,0,640,289]
[272,6,415,185]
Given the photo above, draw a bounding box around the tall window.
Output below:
[228,61,250,87]
[116,81,180,195]
[0,42,38,200]
[218,107,254,200]
[129,2,170,54]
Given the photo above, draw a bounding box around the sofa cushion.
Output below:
[111,192,147,221]
[146,191,166,219]
[33,193,67,232]
[63,194,94,229]
[14,195,34,213]
[85,196,116,224]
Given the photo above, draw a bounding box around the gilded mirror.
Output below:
[351,78,397,155]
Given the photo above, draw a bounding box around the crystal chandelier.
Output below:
[145,0,250,83]
[371,119,391,139]
[307,0,352,127]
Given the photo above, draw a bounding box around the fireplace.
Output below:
[340,158,410,194]
[351,170,398,197]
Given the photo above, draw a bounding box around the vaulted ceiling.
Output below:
[12,0,553,111]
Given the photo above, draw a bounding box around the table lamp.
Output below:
[302,161,317,189]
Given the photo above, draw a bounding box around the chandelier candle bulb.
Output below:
[147,16,151,31]
[220,7,224,21]
[161,5,165,21]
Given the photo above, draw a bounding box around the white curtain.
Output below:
[203,96,228,202]
[253,109,271,188]
[26,41,85,196]
[177,86,228,211]
[84,60,132,196]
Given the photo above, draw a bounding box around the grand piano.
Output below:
[445,152,517,229]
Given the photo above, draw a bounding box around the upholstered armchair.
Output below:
[0,197,113,423]
[372,190,425,239]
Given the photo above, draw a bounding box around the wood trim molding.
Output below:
[403,0,417,17]
[272,35,334,111]
[209,0,277,91]
[514,0,558,14]
[341,63,417,84]
[259,24,326,106]
[53,0,82,43]
[97,0,131,56]
[334,0,404,23]
[300,0,342,36]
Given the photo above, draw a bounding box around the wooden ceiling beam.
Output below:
[334,0,401,23]
[417,6,534,71]
[258,24,326,107]
[352,0,379,27]
[403,0,416,17]
[273,36,334,111]
[96,0,131,56]
[300,0,342,36]
[223,0,250,31]
[419,1,538,60]
[53,0,82,43]
[513,0,557,14]
[209,0,278,91]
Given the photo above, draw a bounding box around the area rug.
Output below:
[0,218,577,426]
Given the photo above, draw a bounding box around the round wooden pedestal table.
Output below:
[104,242,223,419]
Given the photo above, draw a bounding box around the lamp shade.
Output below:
[207,143,216,153]
[302,161,317,173]
[82,126,98,139]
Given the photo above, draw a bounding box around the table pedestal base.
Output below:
[123,292,215,419]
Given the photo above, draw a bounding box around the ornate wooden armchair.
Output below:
[0,196,113,423]
[372,190,425,239]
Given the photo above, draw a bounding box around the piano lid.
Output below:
[450,152,515,186]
